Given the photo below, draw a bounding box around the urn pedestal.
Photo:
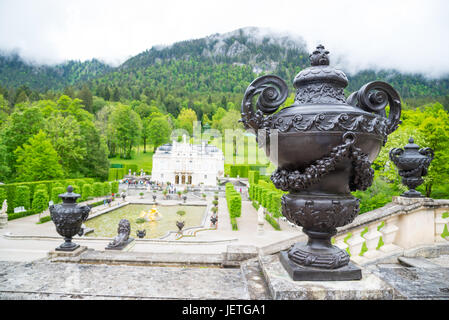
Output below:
[241,45,402,281]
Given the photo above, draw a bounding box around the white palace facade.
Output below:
[151,137,224,186]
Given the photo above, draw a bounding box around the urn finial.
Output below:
[310,44,330,66]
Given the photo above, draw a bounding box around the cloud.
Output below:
[0,0,448,77]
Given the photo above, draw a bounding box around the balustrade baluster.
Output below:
[362,223,382,258]
[379,216,400,253]
[346,228,365,258]
[435,210,449,242]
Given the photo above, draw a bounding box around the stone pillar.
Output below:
[0,212,7,229]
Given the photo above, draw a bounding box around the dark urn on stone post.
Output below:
[210,215,218,227]
[241,45,402,281]
[389,138,433,198]
[49,186,90,251]
[136,229,146,239]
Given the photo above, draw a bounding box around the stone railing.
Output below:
[332,197,449,264]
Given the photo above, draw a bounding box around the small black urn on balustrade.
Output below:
[241,45,402,281]
[49,186,90,251]
[210,215,218,227]
[389,138,434,198]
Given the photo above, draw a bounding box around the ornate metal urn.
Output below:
[389,138,433,198]
[49,186,90,251]
[241,45,402,281]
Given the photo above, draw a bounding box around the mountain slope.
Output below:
[0,27,448,103]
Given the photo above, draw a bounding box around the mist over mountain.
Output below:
[1,27,448,101]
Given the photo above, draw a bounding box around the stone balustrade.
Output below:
[332,197,449,264]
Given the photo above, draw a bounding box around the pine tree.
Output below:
[104,86,111,101]
[78,85,93,113]
[112,87,120,102]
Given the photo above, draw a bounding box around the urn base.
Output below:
[280,251,362,281]
[55,241,80,252]
[401,189,424,198]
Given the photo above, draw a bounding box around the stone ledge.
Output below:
[259,254,397,300]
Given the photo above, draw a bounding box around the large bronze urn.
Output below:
[241,45,402,280]
[49,186,90,251]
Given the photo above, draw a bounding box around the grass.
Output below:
[109,147,154,173]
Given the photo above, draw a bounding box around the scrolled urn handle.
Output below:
[419,147,434,176]
[241,75,288,131]
[389,148,404,164]
[419,147,434,161]
[347,81,402,135]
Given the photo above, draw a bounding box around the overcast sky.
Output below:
[0,0,448,77]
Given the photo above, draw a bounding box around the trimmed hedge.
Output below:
[225,183,241,219]
[226,164,268,178]
[37,215,52,224]
[230,217,238,231]
[81,184,92,201]
[92,182,104,197]
[111,181,119,194]
[108,168,126,181]
[265,214,281,230]
[51,186,65,204]
[32,189,48,214]
[15,186,31,209]
[8,209,37,221]
[249,179,284,218]
[103,182,111,195]
[0,178,94,214]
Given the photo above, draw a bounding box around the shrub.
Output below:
[252,200,259,210]
[265,214,281,230]
[8,209,36,221]
[51,186,65,204]
[111,181,119,194]
[135,217,146,224]
[81,184,92,201]
[15,186,31,209]
[176,210,186,218]
[103,182,111,196]
[92,182,104,197]
[32,189,49,214]
[225,183,241,218]
[37,215,52,224]
[230,217,238,230]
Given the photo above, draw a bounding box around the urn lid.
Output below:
[293,44,348,89]
[59,185,81,204]
[404,137,420,150]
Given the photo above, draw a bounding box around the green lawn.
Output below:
[109,147,154,173]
